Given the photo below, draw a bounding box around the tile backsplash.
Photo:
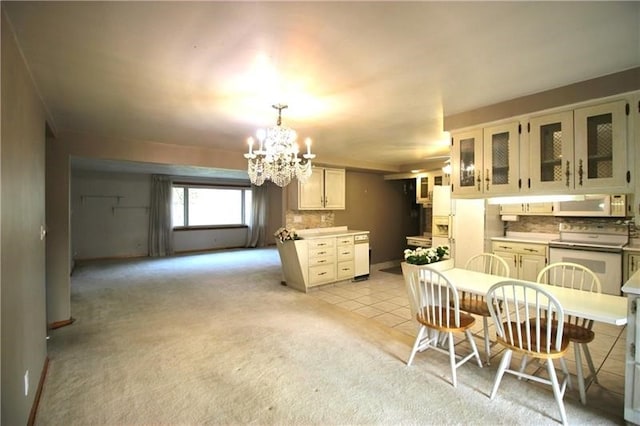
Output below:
[506,215,637,237]
[285,210,335,230]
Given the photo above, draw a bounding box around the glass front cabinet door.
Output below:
[573,100,628,190]
[482,122,520,195]
[528,111,574,192]
[451,129,483,196]
[529,101,628,192]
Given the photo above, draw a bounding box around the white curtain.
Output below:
[246,184,268,248]
[148,175,174,257]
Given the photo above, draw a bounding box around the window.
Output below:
[172,184,252,228]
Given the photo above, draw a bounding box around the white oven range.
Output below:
[548,222,629,296]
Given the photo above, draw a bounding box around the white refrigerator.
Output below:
[431,186,502,267]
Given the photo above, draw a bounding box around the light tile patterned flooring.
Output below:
[309,266,627,420]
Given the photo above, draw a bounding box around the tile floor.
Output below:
[308,266,627,420]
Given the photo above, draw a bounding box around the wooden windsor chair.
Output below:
[460,253,510,364]
[536,261,602,405]
[405,266,482,387]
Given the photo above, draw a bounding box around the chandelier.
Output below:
[244,104,316,187]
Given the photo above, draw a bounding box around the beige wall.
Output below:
[1,9,49,425]
[334,171,417,264]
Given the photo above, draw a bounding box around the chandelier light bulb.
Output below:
[247,137,254,154]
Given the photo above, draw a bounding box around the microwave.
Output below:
[553,194,630,217]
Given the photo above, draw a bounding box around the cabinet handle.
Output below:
[485,169,490,191]
[524,248,537,252]
[499,245,511,250]
[519,256,522,267]
[578,159,584,186]
[319,272,327,276]
[513,255,517,266]
[565,160,571,187]
[631,342,636,358]
[476,171,482,191]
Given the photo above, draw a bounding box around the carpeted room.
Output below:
[36,248,622,425]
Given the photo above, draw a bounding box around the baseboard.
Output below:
[27,356,49,426]
[48,317,75,330]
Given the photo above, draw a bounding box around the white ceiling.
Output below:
[3,1,640,176]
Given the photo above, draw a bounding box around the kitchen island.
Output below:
[277,226,370,292]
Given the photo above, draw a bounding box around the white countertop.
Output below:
[296,226,369,239]
[406,235,432,241]
[491,232,559,245]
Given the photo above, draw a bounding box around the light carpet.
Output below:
[36,248,621,425]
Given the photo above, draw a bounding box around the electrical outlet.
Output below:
[24,370,29,396]
[293,215,302,223]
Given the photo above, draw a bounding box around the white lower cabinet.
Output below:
[307,238,336,286]
[492,240,548,282]
[336,236,355,280]
[276,233,358,292]
[622,271,640,424]
[625,252,640,283]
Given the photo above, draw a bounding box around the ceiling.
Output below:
[3,1,640,177]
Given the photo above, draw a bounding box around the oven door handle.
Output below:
[549,243,623,254]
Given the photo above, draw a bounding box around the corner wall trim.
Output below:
[27,357,49,426]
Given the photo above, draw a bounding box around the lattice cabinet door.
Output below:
[528,110,575,192]
[482,122,521,195]
[451,129,484,196]
[574,100,628,191]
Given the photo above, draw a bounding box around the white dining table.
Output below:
[439,267,628,326]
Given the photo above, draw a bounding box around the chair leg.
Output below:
[546,359,569,426]
[465,329,483,368]
[574,342,588,405]
[407,325,427,366]
[490,349,512,400]
[482,316,491,365]
[559,357,570,394]
[448,331,457,388]
[518,355,528,380]
[582,342,599,384]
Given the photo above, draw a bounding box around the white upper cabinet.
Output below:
[528,100,629,193]
[574,100,628,190]
[483,122,520,194]
[528,110,574,192]
[451,123,520,196]
[415,172,449,204]
[322,168,346,209]
[451,129,483,196]
[451,97,632,197]
[290,167,345,210]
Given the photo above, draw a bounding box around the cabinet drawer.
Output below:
[337,261,354,279]
[337,236,354,246]
[309,264,336,285]
[337,246,354,261]
[308,238,335,250]
[309,255,335,267]
[309,247,335,258]
[492,241,547,256]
